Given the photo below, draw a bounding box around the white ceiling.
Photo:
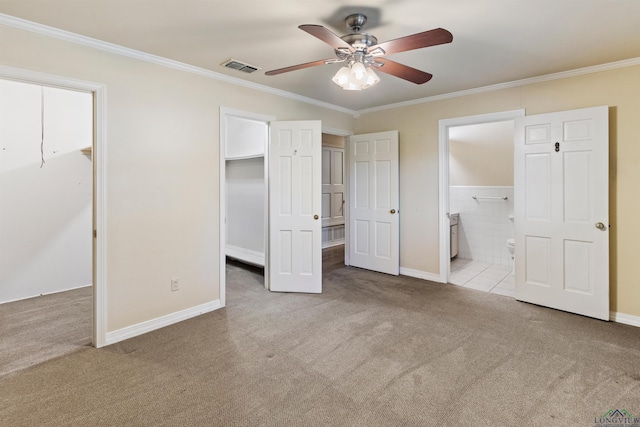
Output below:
[2,0,640,111]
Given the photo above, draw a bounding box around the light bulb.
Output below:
[350,62,367,83]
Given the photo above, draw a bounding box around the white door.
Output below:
[348,131,400,275]
[269,121,322,293]
[514,106,609,320]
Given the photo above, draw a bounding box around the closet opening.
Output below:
[219,108,350,302]
[0,77,95,370]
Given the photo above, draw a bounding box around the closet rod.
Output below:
[472,195,508,200]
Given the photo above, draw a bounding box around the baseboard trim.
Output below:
[610,311,640,327]
[399,267,444,283]
[322,239,345,249]
[0,283,92,305]
[226,245,265,267]
[105,299,223,346]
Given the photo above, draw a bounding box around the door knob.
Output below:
[314,215,319,220]
[390,209,396,214]
[595,222,607,230]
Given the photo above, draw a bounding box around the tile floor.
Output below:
[449,257,515,297]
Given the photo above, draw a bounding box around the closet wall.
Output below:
[224,115,268,266]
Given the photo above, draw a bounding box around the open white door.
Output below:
[348,131,400,275]
[269,121,322,293]
[514,106,609,320]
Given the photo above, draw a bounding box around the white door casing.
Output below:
[514,106,609,320]
[348,131,400,275]
[269,121,322,293]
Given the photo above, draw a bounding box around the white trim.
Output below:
[0,13,357,117]
[610,311,640,328]
[226,245,265,267]
[219,107,275,300]
[0,65,108,348]
[322,239,345,249]
[0,283,92,305]
[400,267,443,283]
[322,126,354,137]
[93,84,108,348]
[438,110,525,285]
[105,300,222,345]
[358,58,640,115]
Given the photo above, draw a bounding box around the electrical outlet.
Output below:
[171,278,180,292]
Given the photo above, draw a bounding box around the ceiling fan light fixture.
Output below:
[332,66,352,86]
[332,62,380,91]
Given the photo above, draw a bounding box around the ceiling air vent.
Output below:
[221,58,260,74]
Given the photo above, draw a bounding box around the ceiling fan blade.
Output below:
[265,59,336,76]
[373,58,433,84]
[299,24,355,52]
[374,28,453,55]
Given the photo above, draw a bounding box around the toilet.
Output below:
[506,238,515,275]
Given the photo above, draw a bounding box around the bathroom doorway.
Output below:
[438,110,525,294]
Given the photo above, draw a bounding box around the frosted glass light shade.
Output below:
[331,66,351,86]
[362,67,380,89]
[332,63,380,90]
[350,62,367,82]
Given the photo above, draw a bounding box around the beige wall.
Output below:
[356,65,640,317]
[449,121,514,186]
[0,25,355,332]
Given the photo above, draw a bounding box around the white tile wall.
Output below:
[450,186,514,266]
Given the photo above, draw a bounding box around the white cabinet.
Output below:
[450,213,459,258]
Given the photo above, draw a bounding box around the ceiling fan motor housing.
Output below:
[345,13,368,32]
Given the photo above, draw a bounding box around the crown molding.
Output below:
[357,57,640,115]
[0,13,358,117]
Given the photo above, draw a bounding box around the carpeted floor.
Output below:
[1,259,639,426]
[0,286,92,377]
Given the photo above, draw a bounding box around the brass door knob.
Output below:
[314,215,319,220]
[390,209,396,214]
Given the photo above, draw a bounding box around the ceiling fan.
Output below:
[265,13,453,90]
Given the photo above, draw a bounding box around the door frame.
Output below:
[218,109,351,299]
[0,65,107,347]
[219,107,274,305]
[322,127,353,266]
[437,109,525,284]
